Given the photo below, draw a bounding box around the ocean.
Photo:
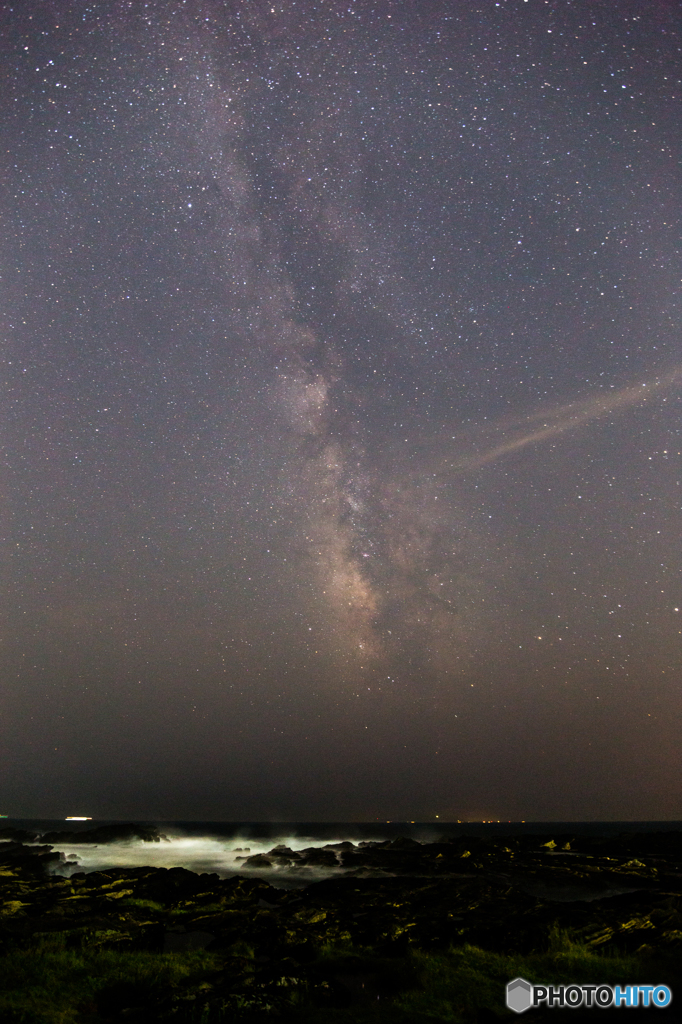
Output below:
[5,819,682,888]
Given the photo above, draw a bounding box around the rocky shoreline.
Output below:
[1,825,680,1021]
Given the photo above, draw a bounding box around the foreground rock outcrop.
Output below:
[0,828,680,1021]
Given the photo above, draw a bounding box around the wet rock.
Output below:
[243,853,273,868]
[40,823,168,845]
[0,840,62,876]
[298,847,339,866]
[267,845,301,865]
[389,836,422,849]
[0,828,40,843]
[1,830,680,1020]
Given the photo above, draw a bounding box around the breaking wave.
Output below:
[45,831,383,887]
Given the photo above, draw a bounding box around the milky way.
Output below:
[1,0,680,822]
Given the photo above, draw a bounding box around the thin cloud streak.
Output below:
[451,366,682,473]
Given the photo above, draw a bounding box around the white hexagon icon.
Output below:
[506,977,533,1014]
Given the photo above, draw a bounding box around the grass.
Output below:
[290,932,679,1023]
[0,931,677,1023]
[393,938,669,1022]
[118,897,166,912]
[0,938,220,1023]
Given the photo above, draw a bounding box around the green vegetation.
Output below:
[0,932,675,1023]
[392,940,675,1023]
[1,830,679,1021]
[119,897,166,912]
[0,939,219,1023]
[288,937,678,1023]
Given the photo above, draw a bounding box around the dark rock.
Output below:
[267,845,301,865]
[0,828,40,843]
[163,928,214,952]
[136,865,219,904]
[0,840,62,875]
[243,854,273,868]
[1,829,680,1021]
[299,846,339,866]
[40,823,168,845]
[95,980,154,1016]
[389,836,422,849]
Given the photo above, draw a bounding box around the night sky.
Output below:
[2,0,680,822]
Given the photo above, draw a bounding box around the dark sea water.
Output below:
[7,818,682,841]
[4,819,681,887]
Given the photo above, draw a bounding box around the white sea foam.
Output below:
[43,832,378,887]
